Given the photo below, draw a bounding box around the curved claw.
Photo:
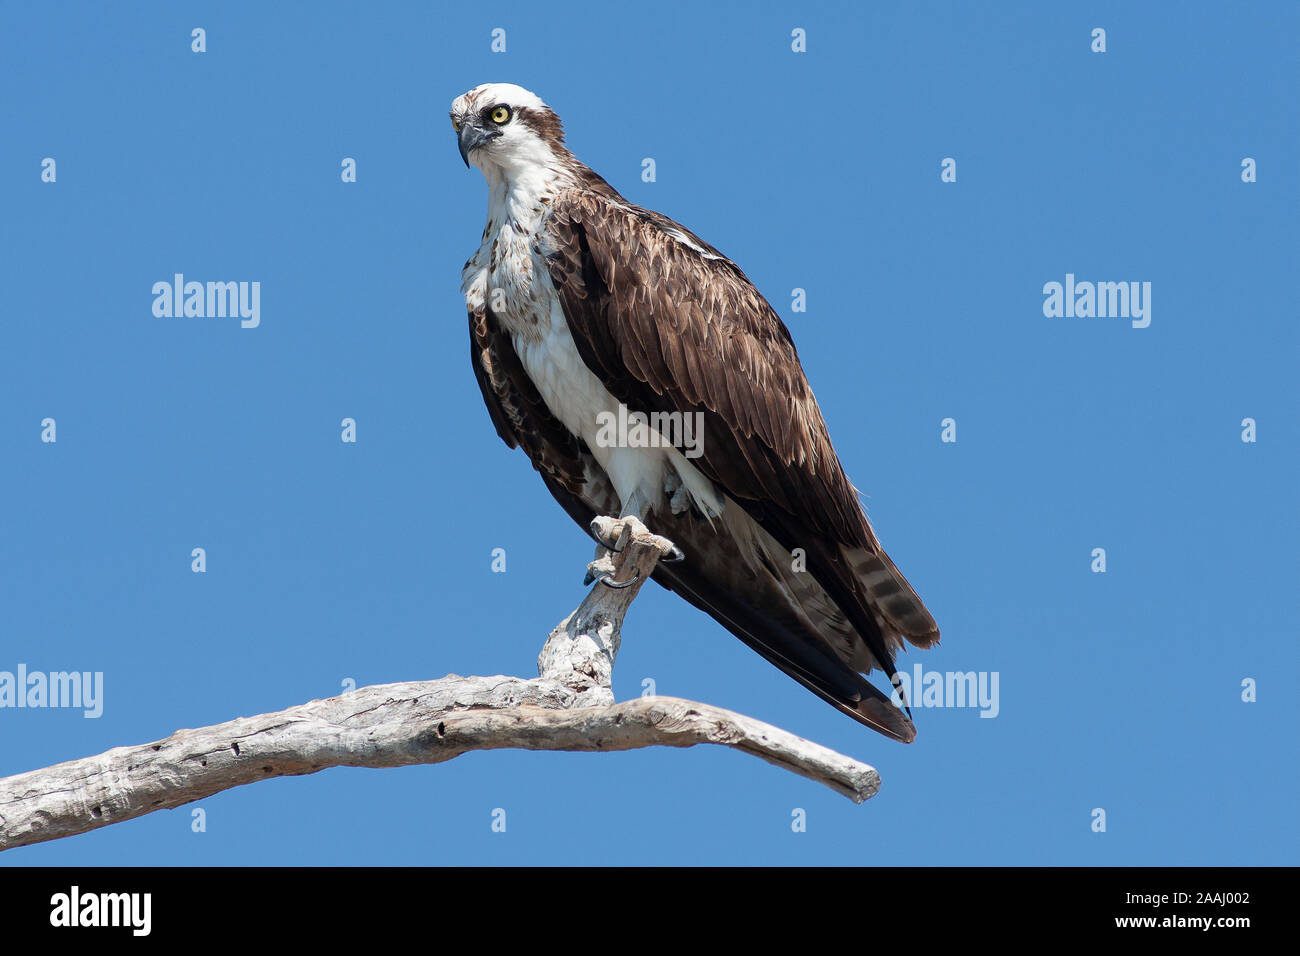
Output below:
[593,568,641,590]
[660,544,686,564]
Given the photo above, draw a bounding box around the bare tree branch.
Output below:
[0,517,881,852]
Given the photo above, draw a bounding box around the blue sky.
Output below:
[1,0,1295,865]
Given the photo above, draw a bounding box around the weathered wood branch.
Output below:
[0,517,880,852]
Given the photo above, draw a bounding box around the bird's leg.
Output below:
[619,488,650,521]
[584,515,638,588]
[584,504,681,590]
[587,488,654,554]
[664,470,692,517]
[612,489,684,562]
[623,488,685,563]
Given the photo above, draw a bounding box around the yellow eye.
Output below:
[490,106,511,125]
[451,117,460,132]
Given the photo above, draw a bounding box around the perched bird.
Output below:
[452,83,940,742]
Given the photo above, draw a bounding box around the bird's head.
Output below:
[449,83,568,178]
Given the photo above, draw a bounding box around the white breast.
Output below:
[464,206,723,520]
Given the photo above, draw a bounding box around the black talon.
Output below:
[594,569,641,589]
[589,518,630,554]
[589,530,624,553]
[661,545,686,563]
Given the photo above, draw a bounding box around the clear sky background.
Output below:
[2,1,1295,865]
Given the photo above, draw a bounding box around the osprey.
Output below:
[452,83,940,742]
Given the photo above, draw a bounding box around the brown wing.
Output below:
[542,180,940,677]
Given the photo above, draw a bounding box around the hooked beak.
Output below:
[457,122,500,168]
